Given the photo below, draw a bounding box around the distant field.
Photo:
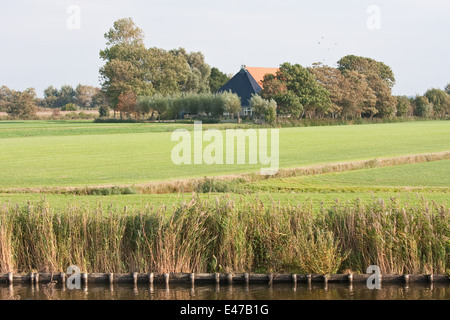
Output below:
[0,156,448,210]
[253,159,450,191]
[0,120,448,189]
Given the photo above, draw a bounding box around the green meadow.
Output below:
[0,120,449,274]
[0,120,448,189]
[0,120,448,209]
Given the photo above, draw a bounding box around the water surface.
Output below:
[1,283,448,300]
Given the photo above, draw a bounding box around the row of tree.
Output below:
[260,57,449,120]
[108,90,242,120]
[99,18,449,122]
[0,84,110,118]
[99,18,231,116]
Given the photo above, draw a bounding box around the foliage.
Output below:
[413,95,434,117]
[337,55,397,118]
[61,103,77,111]
[396,96,413,117]
[249,94,277,124]
[6,88,38,119]
[98,105,111,118]
[209,67,231,92]
[425,88,450,117]
[261,63,331,119]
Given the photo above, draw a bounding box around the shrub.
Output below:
[61,103,77,111]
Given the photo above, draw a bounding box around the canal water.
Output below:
[0,282,448,300]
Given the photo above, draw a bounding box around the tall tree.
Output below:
[75,85,100,109]
[445,83,450,94]
[170,48,211,93]
[100,18,152,113]
[0,86,12,112]
[337,55,397,118]
[144,47,190,95]
[42,86,59,108]
[413,95,433,117]
[395,96,413,117]
[261,63,331,119]
[209,67,231,92]
[425,88,450,118]
[6,88,38,118]
[116,90,137,119]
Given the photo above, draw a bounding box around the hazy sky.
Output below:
[0,0,449,97]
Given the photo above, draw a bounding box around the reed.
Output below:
[0,197,448,275]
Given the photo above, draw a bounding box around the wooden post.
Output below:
[35,273,40,284]
[148,273,154,285]
[323,274,330,285]
[348,273,353,284]
[403,274,410,284]
[132,272,138,285]
[190,273,195,286]
[30,273,35,285]
[164,273,170,286]
[109,273,114,285]
[227,273,233,285]
[82,273,88,285]
[7,272,13,285]
[292,274,297,284]
[307,274,312,285]
[60,272,66,285]
[244,273,250,285]
[428,274,434,283]
[268,273,274,285]
[215,273,220,285]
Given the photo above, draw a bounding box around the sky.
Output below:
[0,0,449,97]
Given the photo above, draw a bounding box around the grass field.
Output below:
[1,159,448,209]
[0,120,448,189]
[0,120,448,274]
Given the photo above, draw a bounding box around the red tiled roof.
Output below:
[245,67,279,87]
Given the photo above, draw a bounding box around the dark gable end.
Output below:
[217,68,262,107]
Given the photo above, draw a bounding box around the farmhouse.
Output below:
[217,66,278,116]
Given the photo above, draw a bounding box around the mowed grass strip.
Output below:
[253,159,450,191]
[0,191,447,212]
[0,121,448,188]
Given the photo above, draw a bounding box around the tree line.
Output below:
[1,17,448,121]
[260,58,449,121]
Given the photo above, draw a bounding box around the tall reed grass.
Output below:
[0,197,448,275]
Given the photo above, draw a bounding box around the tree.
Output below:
[309,63,348,118]
[337,55,396,118]
[6,88,37,118]
[75,85,100,109]
[396,96,413,117]
[249,94,277,124]
[42,86,59,108]
[445,83,450,94]
[91,90,109,109]
[221,91,242,118]
[144,47,190,95]
[413,96,433,117]
[261,63,331,119]
[116,90,137,119]
[100,18,152,114]
[170,48,211,93]
[0,86,12,112]
[209,67,231,92]
[425,88,450,118]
